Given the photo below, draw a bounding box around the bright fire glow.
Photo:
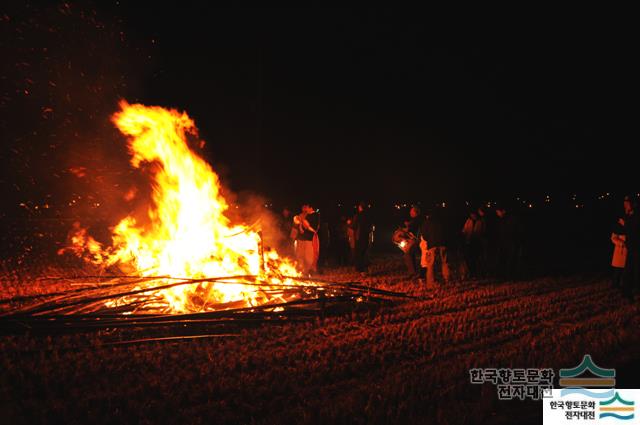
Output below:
[62,101,300,312]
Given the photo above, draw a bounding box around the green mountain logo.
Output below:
[599,392,635,420]
[559,355,616,388]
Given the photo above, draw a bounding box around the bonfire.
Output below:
[58,101,303,313]
[0,102,408,334]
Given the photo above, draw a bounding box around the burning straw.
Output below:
[0,273,412,338]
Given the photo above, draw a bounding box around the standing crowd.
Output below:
[277,202,374,277]
[395,204,525,287]
[273,196,640,301]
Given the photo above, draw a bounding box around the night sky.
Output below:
[0,4,635,220]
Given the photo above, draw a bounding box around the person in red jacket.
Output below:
[611,216,627,288]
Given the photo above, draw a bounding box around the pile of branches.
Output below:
[0,274,411,343]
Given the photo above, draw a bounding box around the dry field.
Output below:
[1,256,639,425]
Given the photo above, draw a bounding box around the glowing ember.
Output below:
[61,101,300,313]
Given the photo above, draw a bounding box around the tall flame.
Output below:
[63,101,299,312]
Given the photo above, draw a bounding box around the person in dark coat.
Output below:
[622,196,639,301]
[495,206,524,280]
[474,207,495,278]
[461,211,479,279]
[403,205,423,278]
[317,217,330,273]
[333,215,351,267]
[352,202,373,274]
[278,207,294,257]
[420,208,450,286]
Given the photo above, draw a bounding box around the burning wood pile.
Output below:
[0,273,409,338]
[1,102,408,338]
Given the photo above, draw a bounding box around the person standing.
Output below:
[611,217,627,288]
[622,196,639,301]
[294,204,319,275]
[462,211,479,278]
[352,202,373,275]
[420,208,450,286]
[474,207,488,277]
[278,207,294,257]
[346,217,356,264]
[403,205,423,279]
[332,215,351,266]
[495,206,524,281]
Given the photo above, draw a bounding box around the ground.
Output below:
[1,256,639,425]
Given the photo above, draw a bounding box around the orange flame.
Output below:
[63,101,300,312]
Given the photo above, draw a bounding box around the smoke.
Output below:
[222,189,290,256]
[0,2,153,260]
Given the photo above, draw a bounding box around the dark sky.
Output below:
[0,3,635,219]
